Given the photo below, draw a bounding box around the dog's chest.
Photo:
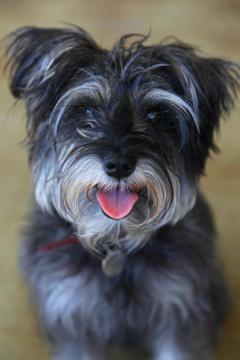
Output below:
[41,261,163,345]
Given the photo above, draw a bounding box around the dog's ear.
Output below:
[4,26,101,107]
[189,53,240,152]
[154,43,240,170]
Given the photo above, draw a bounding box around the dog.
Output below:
[5,26,240,360]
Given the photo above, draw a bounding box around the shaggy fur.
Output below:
[4,25,240,359]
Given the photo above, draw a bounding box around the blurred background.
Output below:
[0,0,239,359]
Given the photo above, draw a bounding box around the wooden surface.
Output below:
[0,0,239,359]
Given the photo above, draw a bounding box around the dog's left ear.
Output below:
[189,54,240,172]
[190,54,240,151]
[158,43,240,168]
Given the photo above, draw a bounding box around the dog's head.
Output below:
[5,26,240,253]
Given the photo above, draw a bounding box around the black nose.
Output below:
[103,154,136,179]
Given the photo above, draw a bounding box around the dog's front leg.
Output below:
[52,342,87,360]
[152,336,212,360]
[51,342,106,360]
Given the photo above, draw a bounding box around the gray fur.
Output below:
[5,26,240,360]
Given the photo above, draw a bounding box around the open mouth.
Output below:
[96,185,139,220]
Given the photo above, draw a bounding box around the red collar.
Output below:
[38,236,79,253]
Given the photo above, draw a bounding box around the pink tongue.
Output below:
[96,187,139,220]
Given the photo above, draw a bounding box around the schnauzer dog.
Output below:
[5,26,240,360]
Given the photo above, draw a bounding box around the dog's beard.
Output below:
[33,145,196,254]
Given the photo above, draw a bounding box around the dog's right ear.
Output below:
[4,26,101,100]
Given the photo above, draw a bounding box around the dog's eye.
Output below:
[80,107,97,118]
[146,111,160,122]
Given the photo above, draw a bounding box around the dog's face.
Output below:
[5,26,240,253]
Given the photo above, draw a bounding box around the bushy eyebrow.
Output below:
[142,89,199,131]
[49,78,111,136]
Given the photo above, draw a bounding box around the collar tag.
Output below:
[101,247,125,277]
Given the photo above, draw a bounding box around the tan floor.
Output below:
[0,0,240,359]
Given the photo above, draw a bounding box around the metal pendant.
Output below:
[101,248,125,277]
